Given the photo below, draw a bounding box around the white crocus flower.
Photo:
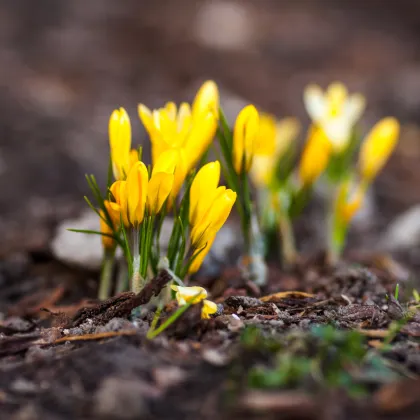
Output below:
[304,82,365,152]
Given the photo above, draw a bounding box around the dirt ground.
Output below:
[1,1,420,419]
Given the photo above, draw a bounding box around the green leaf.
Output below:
[119,216,132,277]
[219,107,233,150]
[67,228,111,238]
[84,196,102,218]
[174,217,187,277]
[272,142,297,186]
[107,155,114,190]
[288,184,313,218]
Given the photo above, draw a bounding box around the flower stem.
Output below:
[240,210,267,286]
[147,303,192,340]
[131,226,144,293]
[98,248,115,300]
[278,212,297,268]
[115,261,128,294]
[327,185,345,266]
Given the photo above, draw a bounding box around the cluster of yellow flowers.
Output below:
[83,78,400,326]
[247,82,400,263]
[93,80,243,320]
[102,82,234,277]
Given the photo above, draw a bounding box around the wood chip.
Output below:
[260,291,314,302]
[240,390,316,413]
[374,380,420,412]
[52,330,138,344]
[357,329,389,338]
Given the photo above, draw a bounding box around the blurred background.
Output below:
[1,0,420,260]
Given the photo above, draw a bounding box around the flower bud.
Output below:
[233,105,259,174]
[359,117,400,182]
[299,126,331,185]
[109,108,131,180]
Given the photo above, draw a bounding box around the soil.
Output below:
[1,247,420,419]
[2,1,420,419]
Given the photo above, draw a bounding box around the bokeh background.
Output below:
[2,0,420,260]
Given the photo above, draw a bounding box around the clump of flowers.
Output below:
[74,79,400,337]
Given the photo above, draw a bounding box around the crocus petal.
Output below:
[190,188,236,247]
[322,117,353,152]
[192,80,219,119]
[147,172,174,214]
[253,113,277,156]
[99,209,115,250]
[171,285,208,305]
[299,125,331,185]
[359,117,400,182]
[335,181,365,224]
[343,93,366,126]
[126,161,149,226]
[189,161,221,226]
[109,108,131,180]
[233,105,260,174]
[138,104,167,164]
[184,112,218,169]
[164,101,177,120]
[129,149,139,168]
[250,155,274,187]
[303,84,327,122]
[188,233,216,274]
[177,102,192,134]
[104,199,124,228]
[326,82,348,115]
[201,299,218,319]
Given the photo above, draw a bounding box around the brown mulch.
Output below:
[0,254,419,420]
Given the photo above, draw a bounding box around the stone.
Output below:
[50,209,104,270]
[194,1,255,51]
[379,205,420,250]
[93,377,150,418]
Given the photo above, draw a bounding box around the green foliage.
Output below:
[249,354,311,389]
[240,325,282,353]
[243,325,399,397]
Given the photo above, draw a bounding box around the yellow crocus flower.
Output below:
[170,286,218,319]
[189,161,221,227]
[129,149,139,167]
[189,162,236,273]
[109,108,131,180]
[147,173,174,215]
[304,82,365,152]
[99,209,115,250]
[138,81,219,194]
[103,199,121,228]
[335,180,365,224]
[201,299,218,319]
[359,117,400,183]
[192,80,219,119]
[107,181,130,227]
[146,150,177,215]
[126,161,149,226]
[190,188,237,248]
[171,285,207,305]
[298,125,332,185]
[251,116,300,187]
[233,105,260,174]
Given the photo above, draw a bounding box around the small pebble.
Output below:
[93,377,152,418]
